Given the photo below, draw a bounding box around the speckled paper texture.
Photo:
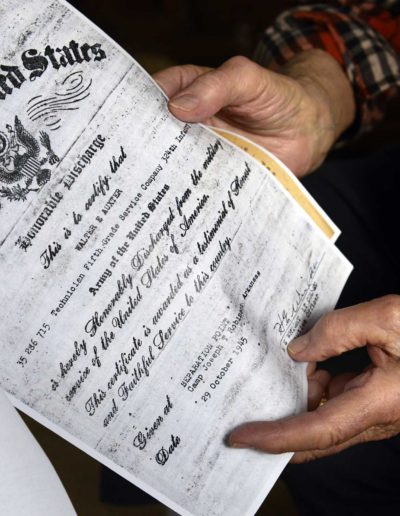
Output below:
[0,2,352,515]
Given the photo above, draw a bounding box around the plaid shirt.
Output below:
[255,1,400,134]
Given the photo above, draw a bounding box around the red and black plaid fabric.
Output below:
[255,1,400,135]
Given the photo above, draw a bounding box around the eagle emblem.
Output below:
[0,116,59,208]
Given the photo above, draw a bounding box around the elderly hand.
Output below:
[228,296,400,463]
[154,50,355,177]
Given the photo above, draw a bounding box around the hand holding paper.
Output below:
[154,50,355,177]
[229,296,400,463]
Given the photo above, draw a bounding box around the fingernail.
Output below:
[169,94,199,111]
[225,432,251,449]
[288,336,308,357]
[229,442,250,449]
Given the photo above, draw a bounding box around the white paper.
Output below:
[0,2,352,515]
[0,389,75,515]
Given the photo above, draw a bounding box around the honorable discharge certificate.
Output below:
[0,2,352,515]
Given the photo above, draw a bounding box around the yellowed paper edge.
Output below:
[214,129,336,240]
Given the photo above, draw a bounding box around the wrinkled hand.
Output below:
[154,51,355,177]
[229,296,400,463]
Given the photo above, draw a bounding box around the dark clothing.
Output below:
[284,146,400,515]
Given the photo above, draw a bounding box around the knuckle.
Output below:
[270,421,291,453]
[201,70,227,93]
[225,55,253,70]
[185,63,206,77]
[377,388,400,425]
[292,450,322,464]
[379,295,400,332]
[303,450,325,463]
[313,409,353,449]
[318,312,336,338]
[222,56,262,91]
[313,312,340,356]
[377,423,399,439]
[315,420,339,449]
[361,423,393,443]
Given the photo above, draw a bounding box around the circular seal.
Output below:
[0,131,10,158]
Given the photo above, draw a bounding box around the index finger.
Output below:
[228,370,380,453]
[288,296,400,363]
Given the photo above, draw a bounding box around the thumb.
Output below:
[164,56,275,123]
[153,64,211,99]
[287,296,400,363]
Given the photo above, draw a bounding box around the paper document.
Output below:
[0,1,352,515]
[0,390,75,515]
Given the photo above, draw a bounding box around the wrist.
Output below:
[282,49,355,169]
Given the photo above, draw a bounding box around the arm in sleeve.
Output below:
[254,1,400,135]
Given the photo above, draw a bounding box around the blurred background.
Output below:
[22,0,399,514]
[69,0,294,72]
